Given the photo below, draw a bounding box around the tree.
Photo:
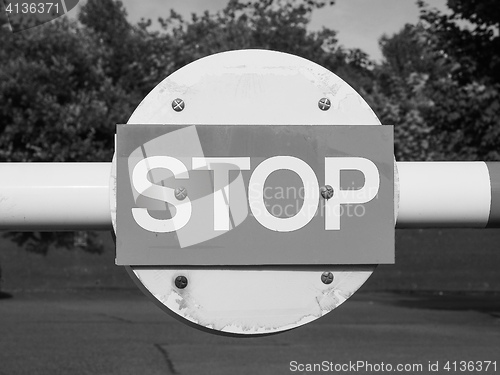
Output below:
[0,2,137,253]
[370,0,500,161]
[365,24,439,161]
[419,0,500,85]
[417,0,500,160]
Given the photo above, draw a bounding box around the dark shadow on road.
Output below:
[385,291,500,317]
[0,291,13,299]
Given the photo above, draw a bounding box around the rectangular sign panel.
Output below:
[116,125,394,266]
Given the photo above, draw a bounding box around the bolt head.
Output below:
[321,272,334,285]
[174,186,188,201]
[318,98,331,111]
[320,185,334,200]
[172,98,185,112]
[175,275,188,289]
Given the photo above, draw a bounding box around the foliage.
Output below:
[419,0,500,160]
[371,0,500,161]
[366,24,439,161]
[0,2,137,253]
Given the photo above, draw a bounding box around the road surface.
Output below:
[1,289,499,375]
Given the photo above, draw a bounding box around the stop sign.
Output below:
[110,49,398,335]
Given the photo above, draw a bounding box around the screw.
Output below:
[172,98,185,112]
[174,186,188,201]
[320,185,334,200]
[175,275,188,289]
[321,272,334,285]
[318,98,331,111]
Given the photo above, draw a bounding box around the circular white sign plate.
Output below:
[110,49,396,335]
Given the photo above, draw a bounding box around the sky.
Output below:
[72,0,449,62]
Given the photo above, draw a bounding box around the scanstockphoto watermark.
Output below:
[289,360,424,373]
[248,181,379,220]
[289,360,498,373]
[2,0,79,32]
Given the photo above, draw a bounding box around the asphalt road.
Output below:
[1,289,499,375]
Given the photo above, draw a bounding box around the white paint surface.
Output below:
[0,163,111,230]
[397,162,491,228]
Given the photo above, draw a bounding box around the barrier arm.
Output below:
[0,161,498,231]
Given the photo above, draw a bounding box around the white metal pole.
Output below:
[0,162,498,231]
[0,163,111,231]
[397,162,500,228]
